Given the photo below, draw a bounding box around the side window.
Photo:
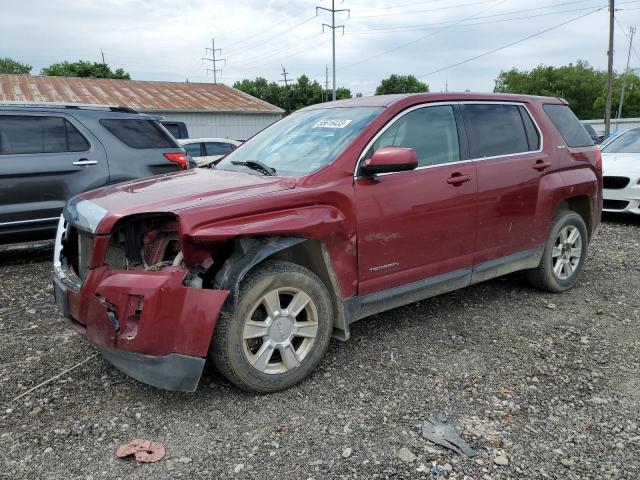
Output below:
[463,104,530,158]
[367,105,460,167]
[100,119,177,149]
[518,106,541,150]
[543,104,592,148]
[163,123,181,138]
[0,115,89,155]
[183,142,202,157]
[205,142,236,156]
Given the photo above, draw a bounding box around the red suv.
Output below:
[53,93,602,393]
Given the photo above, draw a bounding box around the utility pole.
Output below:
[325,65,329,102]
[203,38,226,84]
[317,1,350,101]
[617,25,636,128]
[279,65,291,113]
[101,49,105,64]
[605,0,615,137]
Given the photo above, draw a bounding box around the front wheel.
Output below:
[210,260,334,393]
[525,210,589,292]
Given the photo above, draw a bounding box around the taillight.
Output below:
[164,151,188,170]
[594,148,602,172]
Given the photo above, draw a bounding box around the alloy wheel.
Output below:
[242,287,319,374]
[552,225,582,280]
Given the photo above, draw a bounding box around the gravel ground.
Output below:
[0,214,638,480]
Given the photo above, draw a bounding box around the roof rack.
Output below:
[0,101,139,113]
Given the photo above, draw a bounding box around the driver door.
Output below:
[354,103,478,296]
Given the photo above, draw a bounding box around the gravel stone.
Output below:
[0,216,639,479]
[397,447,417,462]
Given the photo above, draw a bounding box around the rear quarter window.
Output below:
[543,104,593,148]
[462,104,532,158]
[100,119,177,149]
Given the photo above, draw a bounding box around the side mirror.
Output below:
[360,146,418,176]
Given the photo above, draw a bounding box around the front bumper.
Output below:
[52,215,230,392]
[603,180,640,214]
[96,344,205,392]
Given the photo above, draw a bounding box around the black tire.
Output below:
[210,260,334,393]
[525,210,589,292]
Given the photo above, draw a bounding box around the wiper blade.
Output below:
[231,160,276,176]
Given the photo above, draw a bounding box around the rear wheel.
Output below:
[525,210,588,292]
[210,260,333,393]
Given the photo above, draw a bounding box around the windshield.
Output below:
[602,129,640,153]
[216,106,382,176]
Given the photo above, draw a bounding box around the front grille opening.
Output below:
[603,176,631,189]
[603,199,630,210]
[104,215,180,271]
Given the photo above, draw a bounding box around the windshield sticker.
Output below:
[313,119,352,129]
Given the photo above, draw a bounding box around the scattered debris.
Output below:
[431,461,448,480]
[422,413,477,458]
[116,439,165,463]
[11,354,99,402]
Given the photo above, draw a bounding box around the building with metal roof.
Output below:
[0,74,283,140]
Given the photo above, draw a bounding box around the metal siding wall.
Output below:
[156,112,281,139]
[581,118,640,135]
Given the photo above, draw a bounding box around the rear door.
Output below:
[461,102,546,264]
[0,112,108,233]
[355,103,478,295]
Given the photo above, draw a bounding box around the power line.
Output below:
[346,0,607,34]
[615,15,640,64]
[338,0,507,73]
[346,5,604,35]
[228,35,331,73]
[417,7,604,78]
[351,0,498,19]
[225,16,316,57]
[224,3,313,53]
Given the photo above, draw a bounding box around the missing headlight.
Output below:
[105,215,180,270]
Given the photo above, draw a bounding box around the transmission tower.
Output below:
[317,1,350,101]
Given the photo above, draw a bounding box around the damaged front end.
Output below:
[53,205,229,392]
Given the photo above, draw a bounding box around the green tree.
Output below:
[375,74,429,95]
[336,87,353,100]
[0,57,32,74]
[234,75,352,114]
[41,60,130,79]
[491,60,639,119]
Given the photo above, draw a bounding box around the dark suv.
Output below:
[53,93,602,393]
[0,102,190,243]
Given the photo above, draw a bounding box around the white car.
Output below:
[600,128,640,214]
[178,138,241,167]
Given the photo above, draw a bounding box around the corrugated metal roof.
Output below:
[0,74,283,114]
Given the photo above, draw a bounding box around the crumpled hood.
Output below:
[70,168,296,233]
[601,153,640,176]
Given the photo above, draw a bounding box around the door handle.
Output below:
[73,159,98,166]
[532,159,551,171]
[446,173,472,185]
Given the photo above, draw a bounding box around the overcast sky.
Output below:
[2,0,640,95]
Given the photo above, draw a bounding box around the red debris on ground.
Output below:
[116,439,165,463]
